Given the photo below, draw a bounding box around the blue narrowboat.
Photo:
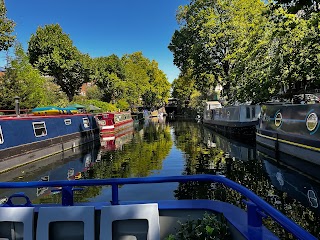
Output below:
[0,113,99,173]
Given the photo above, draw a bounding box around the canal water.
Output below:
[0,118,320,239]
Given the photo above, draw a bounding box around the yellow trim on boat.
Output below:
[256,132,277,141]
[257,132,320,152]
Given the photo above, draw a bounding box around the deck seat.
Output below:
[36,206,95,240]
[100,203,160,240]
[0,207,34,240]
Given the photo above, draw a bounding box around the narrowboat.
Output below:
[0,175,316,239]
[95,112,133,134]
[256,103,320,165]
[0,113,99,173]
[203,101,261,136]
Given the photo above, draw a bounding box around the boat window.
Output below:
[33,122,47,137]
[252,107,255,118]
[83,118,90,128]
[0,125,3,144]
[64,119,72,125]
[246,107,251,119]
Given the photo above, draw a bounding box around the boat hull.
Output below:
[256,103,320,165]
[0,114,99,173]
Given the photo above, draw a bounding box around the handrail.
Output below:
[0,174,316,240]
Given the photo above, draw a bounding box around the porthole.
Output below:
[306,113,318,132]
[274,112,282,127]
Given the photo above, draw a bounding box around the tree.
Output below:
[142,60,170,108]
[121,52,151,107]
[28,24,91,101]
[169,0,266,101]
[0,44,48,109]
[93,54,126,102]
[0,0,15,51]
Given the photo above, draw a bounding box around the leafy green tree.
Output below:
[169,0,266,101]
[28,24,91,101]
[121,52,151,107]
[143,60,170,108]
[93,54,126,102]
[0,44,48,109]
[0,0,15,51]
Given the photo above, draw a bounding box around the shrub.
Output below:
[166,212,231,240]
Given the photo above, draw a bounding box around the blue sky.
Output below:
[3,0,189,83]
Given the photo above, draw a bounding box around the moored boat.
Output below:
[0,113,99,173]
[203,101,261,136]
[256,103,320,165]
[95,112,133,134]
[0,175,315,239]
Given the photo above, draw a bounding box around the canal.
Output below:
[1,118,320,238]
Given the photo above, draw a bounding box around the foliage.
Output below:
[115,99,130,111]
[169,0,266,100]
[70,98,117,112]
[28,24,92,101]
[142,60,171,108]
[165,213,230,240]
[42,78,69,107]
[93,54,126,102]
[86,85,103,100]
[0,0,15,51]
[121,52,151,107]
[170,0,320,105]
[0,44,48,109]
[274,0,320,16]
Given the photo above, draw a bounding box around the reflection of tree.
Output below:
[93,124,172,178]
[172,122,320,239]
[32,123,172,204]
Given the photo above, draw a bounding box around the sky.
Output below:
[3,0,189,83]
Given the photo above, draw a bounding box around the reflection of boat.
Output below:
[203,127,256,161]
[203,101,260,136]
[0,175,315,239]
[257,144,320,213]
[0,144,99,202]
[100,125,134,151]
[0,113,99,173]
[95,112,133,133]
[256,103,320,165]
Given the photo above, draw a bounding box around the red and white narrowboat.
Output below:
[95,112,133,134]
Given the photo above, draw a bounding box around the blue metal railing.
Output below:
[0,174,316,240]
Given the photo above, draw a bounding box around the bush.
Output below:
[166,212,231,240]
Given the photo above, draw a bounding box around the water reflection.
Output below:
[1,120,320,238]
